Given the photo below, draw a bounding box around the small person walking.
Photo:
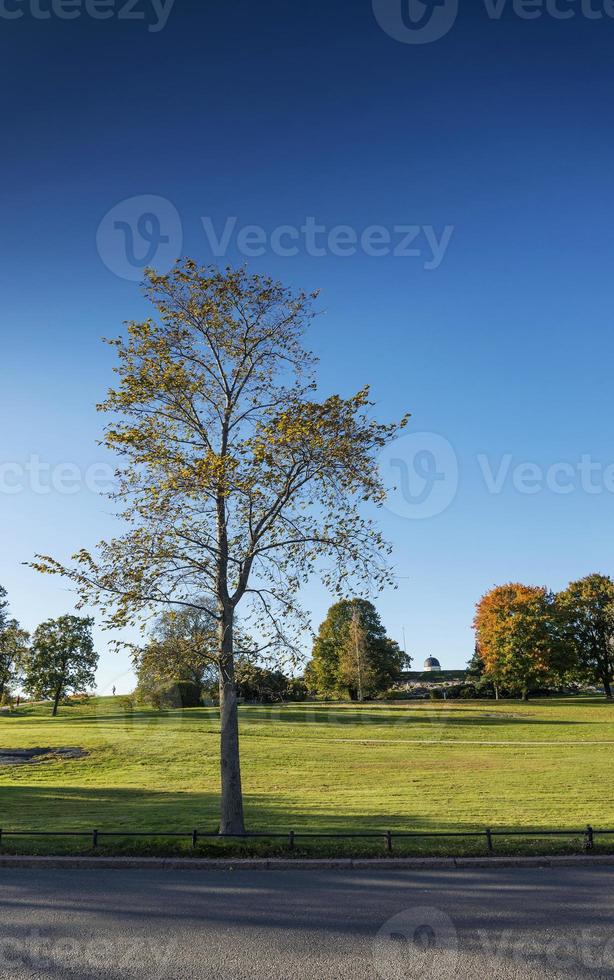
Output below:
[112,686,116,696]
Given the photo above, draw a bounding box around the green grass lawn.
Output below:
[0,695,613,857]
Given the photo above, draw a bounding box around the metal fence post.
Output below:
[192,829,198,849]
[486,829,494,853]
[92,829,98,848]
[385,831,393,853]
[289,831,295,850]
[584,825,594,852]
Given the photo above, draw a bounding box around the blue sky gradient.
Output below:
[2,1,614,689]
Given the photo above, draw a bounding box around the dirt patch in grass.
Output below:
[0,748,88,766]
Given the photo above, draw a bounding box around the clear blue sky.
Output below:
[2,1,614,691]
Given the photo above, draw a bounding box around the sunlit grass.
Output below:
[0,695,612,855]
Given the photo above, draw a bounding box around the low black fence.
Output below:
[0,826,611,852]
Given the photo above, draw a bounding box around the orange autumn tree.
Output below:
[473,583,561,701]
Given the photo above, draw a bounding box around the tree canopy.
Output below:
[23,615,98,715]
[557,573,614,700]
[306,599,409,699]
[0,585,29,704]
[473,583,563,700]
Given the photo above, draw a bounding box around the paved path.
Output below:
[1,866,613,978]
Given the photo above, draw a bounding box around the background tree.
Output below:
[0,585,29,703]
[23,615,97,715]
[338,607,375,701]
[466,643,484,680]
[307,598,409,699]
[557,573,614,699]
[473,584,562,700]
[134,603,219,706]
[32,262,408,833]
[234,660,301,704]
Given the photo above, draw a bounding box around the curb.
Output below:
[1,854,614,871]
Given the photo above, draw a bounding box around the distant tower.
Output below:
[423,656,442,672]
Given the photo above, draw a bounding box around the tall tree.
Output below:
[32,262,408,833]
[473,584,561,700]
[0,585,29,703]
[23,615,97,715]
[557,573,614,700]
[307,598,409,699]
[338,607,375,701]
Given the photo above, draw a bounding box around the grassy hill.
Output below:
[0,695,613,856]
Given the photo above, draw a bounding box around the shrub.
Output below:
[158,680,202,708]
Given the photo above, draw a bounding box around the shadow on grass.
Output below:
[6,698,612,732]
[0,784,608,860]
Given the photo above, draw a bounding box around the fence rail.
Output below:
[0,826,610,852]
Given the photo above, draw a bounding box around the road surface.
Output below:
[1,865,613,978]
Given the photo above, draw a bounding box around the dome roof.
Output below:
[423,657,442,670]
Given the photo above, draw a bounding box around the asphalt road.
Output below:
[1,866,613,978]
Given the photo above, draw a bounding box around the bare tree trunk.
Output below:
[218,607,245,835]
[603,676,613,701]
